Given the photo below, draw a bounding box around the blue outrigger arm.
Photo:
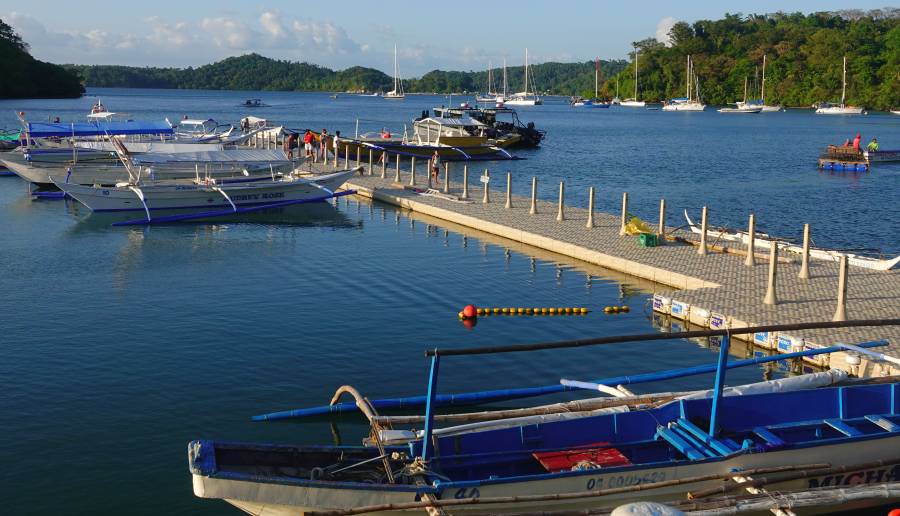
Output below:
[251,339,889,421]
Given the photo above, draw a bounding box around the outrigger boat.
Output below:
[428,106,546,148]
[189,320,900,514]
[684,210,900,271]
[52,140,356,223]
[171,118,236,143]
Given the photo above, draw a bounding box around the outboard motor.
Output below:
[527,122,535,129]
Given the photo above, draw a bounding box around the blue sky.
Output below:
[1,1,890,75]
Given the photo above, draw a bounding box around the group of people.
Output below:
[282,128,343,161]
[841,132,879,152]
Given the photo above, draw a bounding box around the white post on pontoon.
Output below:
[556,181,565,222]
[698,206,708,256]
[505,172,512,209]
[657,198,666,240]
[409,156,416,186]
[833,255,848,321]
[799,223,811,280]
[619,192,628,236]
[745,214,756,267]
[763,245,778,305]
[461,164,468,199]
[482,169,490,204]
[529,177,537,215]
[586,187,595,228]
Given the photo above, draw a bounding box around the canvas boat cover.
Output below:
[27,120,173,138]
[130,149,289,165]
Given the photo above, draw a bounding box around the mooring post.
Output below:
[505,172,512,208]
[333,142,338,168]
[799,223,811,280]
[586,186,595,228]
[344,145,350,169]
[461,164,469,199]
[763,244,778,305]
[355,147,360,168]
[482,169,490,203]
[367,149,373,176]
[619,192,628,236]
[745,214,756,267]
[529,177,537,214]
[832,255,848,321]
[380,152,387,179]
[657,198,666,241]
[441,162,449,193]
[698,206,708,256]
[394,153,401,183]
[409,156,416,186]
[556,181,565,222]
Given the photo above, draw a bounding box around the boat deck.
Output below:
[304,158,900,375]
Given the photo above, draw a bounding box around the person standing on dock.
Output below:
[320,129,329,160]
[867,137,879,152]
[333,131,341,161]
[284,132,296,160]
[431,151,440,185]
[303,129,314,159]
[852,132,861,152]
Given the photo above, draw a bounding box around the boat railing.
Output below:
[416,319,900,461]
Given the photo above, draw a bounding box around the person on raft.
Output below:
[852,132,861,151]
[867,137,879,152]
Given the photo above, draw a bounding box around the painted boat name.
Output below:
[808,465,900,488]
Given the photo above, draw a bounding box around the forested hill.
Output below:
[610,9,899,110]
[0,20,83,99]
[67,54,627,97]
[63,9,898,109]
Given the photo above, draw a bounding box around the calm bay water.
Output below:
[0,89,898,514]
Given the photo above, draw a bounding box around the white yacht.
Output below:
[384,45,405,100]
[815,56,863,115]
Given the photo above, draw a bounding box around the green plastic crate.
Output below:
[638,233,658,247]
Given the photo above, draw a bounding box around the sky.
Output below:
[1,1,892,76]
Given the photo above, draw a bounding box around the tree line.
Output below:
[0,19,84,99]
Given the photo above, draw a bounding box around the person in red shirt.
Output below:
[852,132,861,152]
[303,129,314,158]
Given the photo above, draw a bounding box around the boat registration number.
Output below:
[585,471,666,490]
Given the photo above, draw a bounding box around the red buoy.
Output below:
[462,304,477,318]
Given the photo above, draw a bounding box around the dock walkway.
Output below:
[309,158,900,375]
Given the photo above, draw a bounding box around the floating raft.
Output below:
[817,145,869,172]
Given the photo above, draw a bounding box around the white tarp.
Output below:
[76,141,224,153]
[130,149,289,164]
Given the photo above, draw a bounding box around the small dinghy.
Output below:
[684,210,900,270]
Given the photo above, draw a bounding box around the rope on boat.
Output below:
[329,386,395,484]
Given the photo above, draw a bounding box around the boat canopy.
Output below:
[130,149,289,165]
[421,116,486,128]
[27,120,173,138]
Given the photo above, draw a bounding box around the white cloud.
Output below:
[655,16,677,46]
[199,16,255,49]
[259,11,285,40]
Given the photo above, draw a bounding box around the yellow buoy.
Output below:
[603,306,612,313]
[541,308,548,314]
[621,305,630,312]
[548,308,557,314]
[493,307,500,314]
[564,307,572,314]
[580,307,589,314]
[517,308,525,314]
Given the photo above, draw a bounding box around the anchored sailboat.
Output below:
[476,61,503,104]
[718,77,762,113]
[815,56,863,115]
[505,49,542,106]
[737,54,782,112]
[384,45,405,100]
[663,55,705,111]
[620,46,645,107]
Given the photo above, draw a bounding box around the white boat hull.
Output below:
[717,107,762,113]
[192,435,900,514]
[816,106,864,115]
[52,170,355,212]
[683,210,900,270]
[662,102,706,111]
[619,100,646,107]
[504,99,541,106]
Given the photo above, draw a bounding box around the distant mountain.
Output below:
[66,53,628,96]
[0,19,84,99]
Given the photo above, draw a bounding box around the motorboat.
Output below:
[815,56,864,115]
[240,98,268,108]
[431,106,545,148]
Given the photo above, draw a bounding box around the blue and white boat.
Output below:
[189,322,900,514]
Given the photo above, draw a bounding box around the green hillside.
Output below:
[0,19,84,99]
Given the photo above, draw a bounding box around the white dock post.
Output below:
[461,164,469,199]
[799,223,811,280]
[367,149,373,175]
[482,169,490,203]
[505,172,512,208]
[443,162,450,193]
[394,153,401,182]
[698,206,708,256]
[409,157,416,186]
[832,255,848,321]
[556,181,565,222]
[586,186,595,228]
[381,152,387,178]
[619,192,628,235]
[657,198,666,240]
[355,147,361,168]
[745,214,756,266]
[763,245,778,305]
[529,177,537,214]
[344,146,350,169]
[333,143,338,168]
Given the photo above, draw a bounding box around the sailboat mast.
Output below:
[521,50,527,95]
[761,54,767,103]
[503,58,508,97]
[686,55,691,100]
[487,60,493,95]
[634,48,639,99]
[841,55,847,106]
[594,58,599,98]
[393,45,399,93]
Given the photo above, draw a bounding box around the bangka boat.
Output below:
[815,56,864,115]
[431,106,545,148]
[172,118,236,143]
[384,45,405,100]
[189,320,900,514]
[504,49,542,106]
[663,56,705,111]
[52,140,355,217]
[684,210,899,270]
[864,148,900,163]
[240,98,268,108]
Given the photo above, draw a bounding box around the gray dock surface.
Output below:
[307,159,900,374]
